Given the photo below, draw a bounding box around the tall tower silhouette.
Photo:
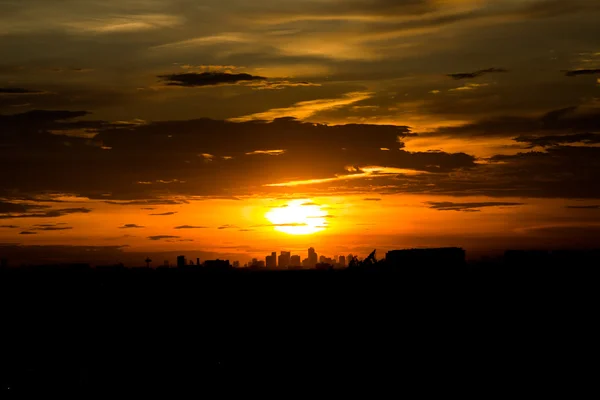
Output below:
[145,257,152,268]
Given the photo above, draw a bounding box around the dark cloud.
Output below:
[19,231,38,235]
[0,206,91,219]
[447,68,508,80]
[218,225,239,230]
[33,224,65,227]
[364,198,382,201]
[148,235,180,241]
[34,226,73,231]
[426,202,525,212]
[0,87,44,94]
[106,200,188,206]
[174,225,209,229]
[514,133,600,148]
[1,105,598,201]
[149,212,178,216]
[140,208,156,210]
[565,205,600,209]
[427,106,600,139]
[158,72,267,87]
[0,201,49,214]
[119,224,145,229]
[299,202,320,206]
[564,69,600,77]
[0,225,19,228]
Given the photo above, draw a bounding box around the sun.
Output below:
[265,199,328,235]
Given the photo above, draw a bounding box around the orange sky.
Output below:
[1,1,600,265]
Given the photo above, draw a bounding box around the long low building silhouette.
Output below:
[385,247,466,267]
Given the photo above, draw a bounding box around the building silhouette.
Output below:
[386,248,466,267]
[176,255,186,268]
[338,255,346,268]
[278,251,291,269]
[266,252,277,269]
[308,247,318,268]
[204,259,231,269]
[290,255,301,268]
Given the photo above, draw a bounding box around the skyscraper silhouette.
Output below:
[266,252,277,269]
[308,247,318,268]
[278,251,291,269]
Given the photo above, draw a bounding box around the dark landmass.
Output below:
[1,248,598,395]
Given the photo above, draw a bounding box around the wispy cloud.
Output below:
[447,68,508,80]
[265,166,427,187]
[119,224,145,229]
[449,83,489,92]
[148,235,180,241]
[149,212,178,216]
[230,92,373,122]
[246,149,286,156]
[218,224,239,230]
[426,202,524,212]
[65,14,183,34]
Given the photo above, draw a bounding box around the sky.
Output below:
[1,0,600,265]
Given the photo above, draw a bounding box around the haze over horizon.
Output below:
[1,0,600,265]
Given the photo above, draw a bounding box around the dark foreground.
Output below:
[2,265,598,395]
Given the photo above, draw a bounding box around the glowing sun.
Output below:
[265,199,328,235]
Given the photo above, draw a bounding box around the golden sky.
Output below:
[1,0,600,264]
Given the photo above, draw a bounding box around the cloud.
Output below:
[0,201,49,214]
[0,87,45,95]
[19,231,38,235]
[149,212,178,216]
[159,72,267,87]
[514,133,600,148]
[34,226,73,231]
[364,198,382,201]
[246,150,286,156]
[174,225,209,229]
[449,83,489,92]
[105,200,188,206]
[148,235,180,241]
[565,69,600,77]
[426,202,525,212]
[447,68,508,80]
[218,224,239,230]
[119,224,145,229]
[65,14,183,34]
[3,105,598,202]
[425,105,600,138]
[0,225,19,228]
[0,206,91,220]
[565,205,600,209]
[230,92,373,122]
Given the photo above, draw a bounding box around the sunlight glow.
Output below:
[265,199,328,235]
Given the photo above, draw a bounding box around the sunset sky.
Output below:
[1,0,600,265]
